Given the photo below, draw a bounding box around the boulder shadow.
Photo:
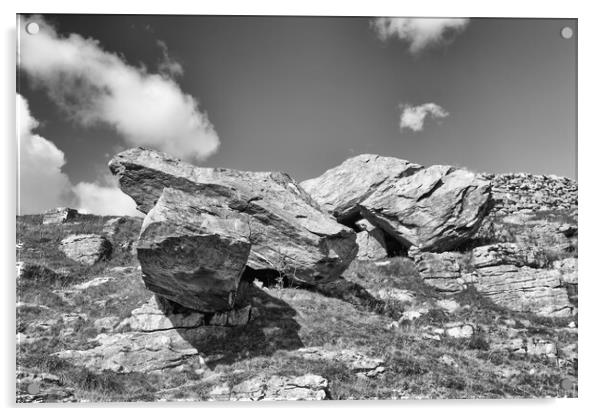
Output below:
[172,284,304,369]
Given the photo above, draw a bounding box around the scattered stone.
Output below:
[93,316,121,333]
[470,243,548,269]
[71,276,115,291]
[437,354,458,367]
[16,369,75,403]
[42,207,78,225]
[59,234,112,265]
[297,347,386,377]
[374,288,416,304]
[109,147,358,287]
[501,337,558,358]
[16,302,50,312]
[16,261,63,281]
[444,322,475,339]
[225,374,329,401]
[436,299,461,314]
[54,330,205,374]
[301,154,491,252]
[61,313,88,326]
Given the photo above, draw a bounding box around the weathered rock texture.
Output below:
[59,234,112,265]
[137,188,252,312]
[219,374,329,401]
[482,172,577,216]
[464,265,574,317]
[54,330,205,374]
[109,148,357,287]
[355,219,387,261]
[42,207,78,225]
[301,154,491,252]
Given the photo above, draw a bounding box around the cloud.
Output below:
[17,93,74,214]
[372,18,469,53]
[18,93,141,216]
[73,176,142,217]
[157,40,184,77]
[399,103,449,132]
[19,17,219,161]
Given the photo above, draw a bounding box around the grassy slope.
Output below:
[16,214,577,401]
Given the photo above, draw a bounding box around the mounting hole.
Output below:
[560,26,573,40]
[25,22,40,35]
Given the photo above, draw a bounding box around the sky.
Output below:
[17,15,577,215]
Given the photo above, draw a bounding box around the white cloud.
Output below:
[19,17,219,162]
[17,93,74,214]
[73,179,142,217]
[18,93,141,216]
[399,103,449,132]
[372,18,469,53]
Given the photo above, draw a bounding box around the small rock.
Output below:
[436,299,461,314]
[42,207,78,225]
[445,322,474,339]
[93,316,120,333]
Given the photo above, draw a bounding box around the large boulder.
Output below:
[301,154,491,252]
[109,148,357,286]
[137,188,252,312]
[59,234,112,265]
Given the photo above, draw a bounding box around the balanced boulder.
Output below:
[301,154,491,252]
[109,148,357,286]
[137,187,251,312]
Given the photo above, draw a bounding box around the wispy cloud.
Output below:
[399,103,449,132]
[19,17,219,162]
[372,18,469,54]
[157,40,184,77]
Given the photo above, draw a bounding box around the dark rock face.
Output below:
[109,147,358,288]
[137,188,252,312]
[301,154,492,252]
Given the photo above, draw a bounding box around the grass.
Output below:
[15,213,577,401]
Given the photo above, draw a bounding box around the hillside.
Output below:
[16,151,578,402]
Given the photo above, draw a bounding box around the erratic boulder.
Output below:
[137,187,252,312]
[301,154,491,252]
[59,234,112,265]
[109,148,357,286]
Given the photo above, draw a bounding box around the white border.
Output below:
[2,1,600,415]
